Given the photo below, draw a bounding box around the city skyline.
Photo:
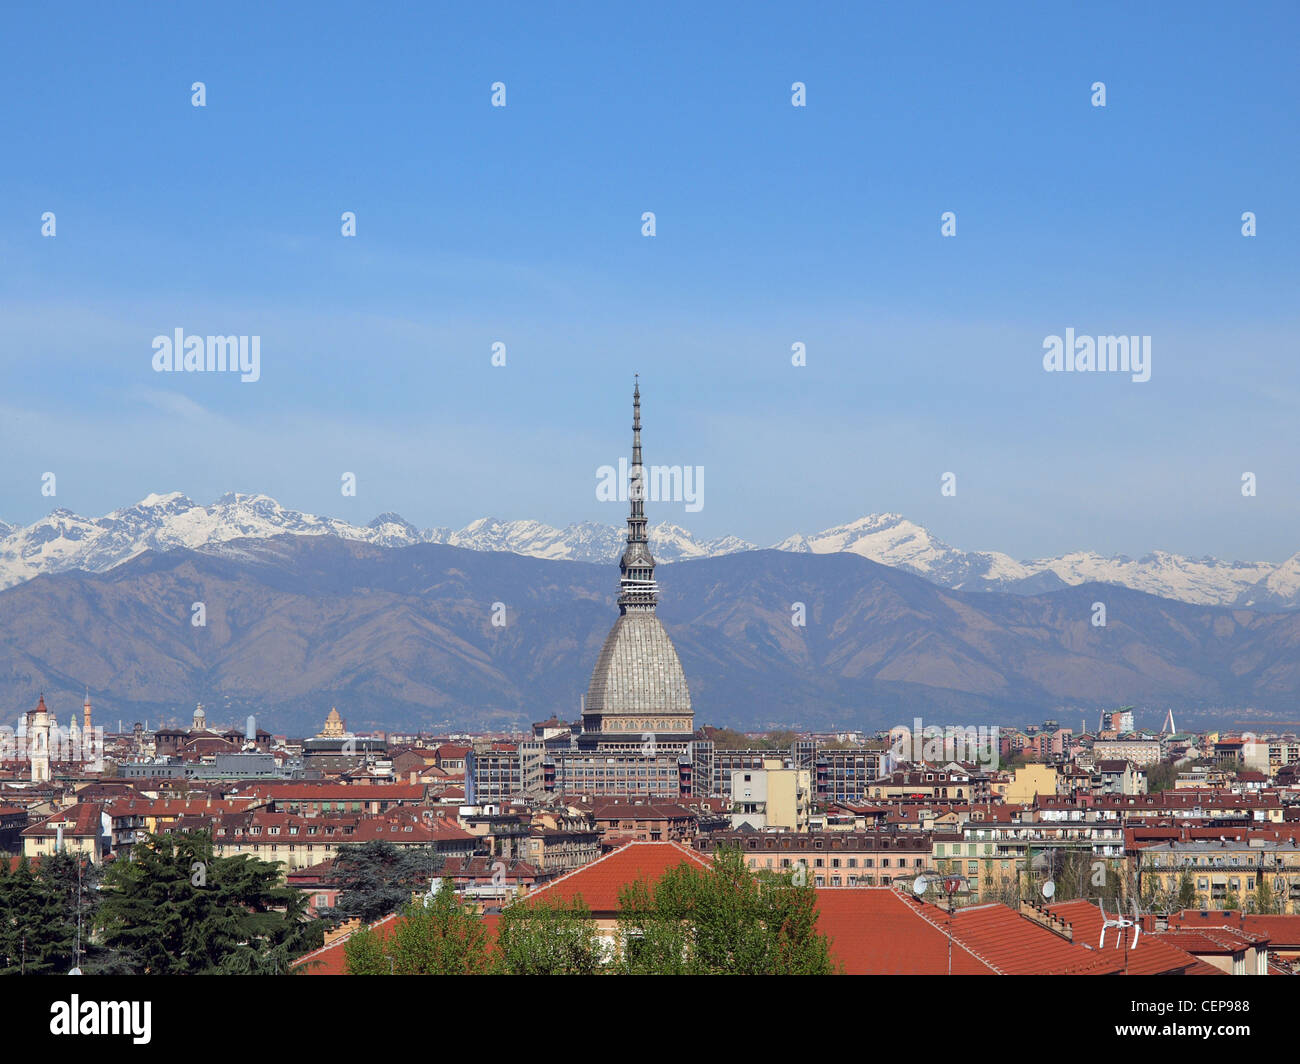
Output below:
[4,0,1300,1009]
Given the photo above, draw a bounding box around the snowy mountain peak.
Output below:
[0,493,1295,610]
[134,491,192,509]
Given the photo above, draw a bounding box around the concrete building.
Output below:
[1138,836,1300,912]
[996,764,1059,804]
[696,830,934,888]
[1092,739,1162,767]
[730,759,811,831]
[1094,759,1145,796]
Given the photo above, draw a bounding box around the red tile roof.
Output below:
[293,910,503,975]
[1170,910,1300,947]
[238,783,426,802]
[905,898,1124,975]
[21,802,105,838]
[1151,927,1267,954]
[814,889,994,974]
[6,855,42,872]
[528,841,708,913]
[105,798,260,818]
[294,912,401,975]
[1045,900,1199,974]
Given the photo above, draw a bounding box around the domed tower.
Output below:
[582,380,694,739]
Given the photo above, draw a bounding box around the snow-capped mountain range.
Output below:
[2,492,1298,609]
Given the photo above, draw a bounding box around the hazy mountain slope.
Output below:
[1,536,1296,736]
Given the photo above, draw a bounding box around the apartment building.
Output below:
[695,830,933,888]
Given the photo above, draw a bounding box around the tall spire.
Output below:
[618,377,658,613]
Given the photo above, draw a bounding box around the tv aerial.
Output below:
[1099,898,1141,951]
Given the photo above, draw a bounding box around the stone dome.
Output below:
[584,612,692,724]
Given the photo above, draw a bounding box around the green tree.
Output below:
[1252,877,1278,915]
[615,847,838,975]
[343,925,390,975]
[96,830,317,974]
[37,851,131,974]
[1222,889,1241,912]
[496,894,604,974]
[987,873,1021,906]
[325,840,444,926]
[385,882,496,975]
[1176,869,1199,911]
[705,728,799,751]
[0,857,73,975]
[1144,761,1178,793]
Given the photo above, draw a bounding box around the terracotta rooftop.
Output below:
[1045,900,1199,975]
[1169,909,1300,947]
[239,783,426,801]
[293,911,503,975]
[904,898,1125,975]
[528,840,708,913]
[21,802,105,838]
[1151,927,1268,954]
[814,889,993,974]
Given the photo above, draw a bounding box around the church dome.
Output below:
[585,612,692,721]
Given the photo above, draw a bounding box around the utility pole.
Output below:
[71,856,84,975]
[948,905,953,976]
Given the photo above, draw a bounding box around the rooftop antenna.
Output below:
[1099,898,1141,975]
[926,874,968,976]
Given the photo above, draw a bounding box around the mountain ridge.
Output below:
[0,492,1297,610]
[2,533,1298,736]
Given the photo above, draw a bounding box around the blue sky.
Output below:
[1,1,1297,561]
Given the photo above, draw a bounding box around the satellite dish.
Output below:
[913,876,928,896]
[1041,880,1056,900]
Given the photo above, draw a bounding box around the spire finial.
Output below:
[617,381,657,613]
